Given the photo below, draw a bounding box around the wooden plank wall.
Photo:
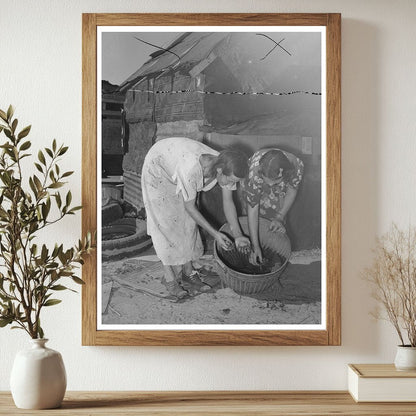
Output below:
[123,170,142,209]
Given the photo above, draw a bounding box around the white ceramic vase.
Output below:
[10,339,67,409]
[394,345,416,371]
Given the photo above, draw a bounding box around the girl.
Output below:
[141,137,250,299]
[241,148,304,265]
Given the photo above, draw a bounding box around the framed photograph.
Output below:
[82,13,341,346]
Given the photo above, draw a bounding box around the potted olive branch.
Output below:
[0,105,94,338]
[0,105,94,409]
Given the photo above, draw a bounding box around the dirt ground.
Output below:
[101,248,321,326]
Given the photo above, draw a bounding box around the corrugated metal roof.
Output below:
[119,32,229,90]
[120,32,229,89]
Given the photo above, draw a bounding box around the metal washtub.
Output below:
[214,216,291,295]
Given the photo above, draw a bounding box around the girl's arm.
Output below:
[222,187,250,251]
[183,197,232,250]
[247,203,263,264]
[279,186,298,219]
[270,186,299,232]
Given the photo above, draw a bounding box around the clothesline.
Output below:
[128,89,322,97]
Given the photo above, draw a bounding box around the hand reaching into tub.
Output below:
[249,245,263,265]
[215,231,234,251]
[235,235,251,254]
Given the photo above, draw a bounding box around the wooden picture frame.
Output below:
[82,13,341,346]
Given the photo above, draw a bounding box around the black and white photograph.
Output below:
[98,27,325,329]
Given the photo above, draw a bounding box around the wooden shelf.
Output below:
[2,391,416,415]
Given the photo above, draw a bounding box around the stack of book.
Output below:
[348,364,416,402]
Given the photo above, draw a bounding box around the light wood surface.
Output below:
[2,391,416,415]
[326,13,342,347]
[350,364,416,378]
[81,12,98,347]
[82,13,341,346]
[94,13,331,26]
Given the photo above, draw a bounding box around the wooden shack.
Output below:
[119,31,322,250]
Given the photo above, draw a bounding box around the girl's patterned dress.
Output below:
[241,148,304,219]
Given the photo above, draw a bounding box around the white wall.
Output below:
[1,0,416,391]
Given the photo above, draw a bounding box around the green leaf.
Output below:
[51,244,59,258]
[29,222,39,234]
[45,148,53,158]
[56,244,63,257]
[58,146,69,156]
[19,140,31,151]
[4,129,12,140]
[43,299,62,307]
[37,190,47,200]
[48,182,64,189]
[41,244,48,262]
[29,177,38,197]
[61,171,74,178]
[33,175,42,192]
[0,317,13,327]
[58,251,67,265]
[11,119,18,133]
[31,244,38,256]
[0,172,9,186]
[65,191,72,207]
[55,192,62,208]
[38,150,46,165]
[6,105,14,122]
[69,206,82,214]
[41,202,50,220]
[59,271,73,277]
[17,125,31,140]
[50,285,68,291]
[52,139,57,152]
[72,276,85,285]
[34,162,43,173]
[0,109,7,121]
[38,325,44,339]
